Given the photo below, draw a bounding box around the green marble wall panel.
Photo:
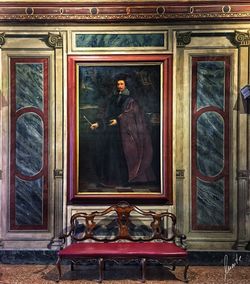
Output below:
[193,57,229,230]
[197,178,224,226]
[11,59,48,230]
[197,61,225,111]
[16,63,44,111]
[75,33,165,48]
[16,113,43,176]
[197,112,224,177]
[15,177,43,225]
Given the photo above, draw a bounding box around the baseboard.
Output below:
[0,250,250,266]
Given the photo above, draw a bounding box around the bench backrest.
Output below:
[62,202,179,243]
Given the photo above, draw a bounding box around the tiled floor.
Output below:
[0,264,250,284]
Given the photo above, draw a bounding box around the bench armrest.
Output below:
[173,228,187,249]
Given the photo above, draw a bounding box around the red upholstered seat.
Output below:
[59,242,187,259]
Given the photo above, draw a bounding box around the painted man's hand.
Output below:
[109,119,117,126]
[90,122,99,130]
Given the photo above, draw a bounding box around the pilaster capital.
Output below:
[234,30,250,47]
[0,33,6,47]
[176,32,192,48]
[47,32,63,49]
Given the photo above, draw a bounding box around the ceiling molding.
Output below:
[0,1,250,23]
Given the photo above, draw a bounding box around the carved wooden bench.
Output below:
[56,202,189,282]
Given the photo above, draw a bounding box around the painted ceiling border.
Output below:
[0,1,250,22]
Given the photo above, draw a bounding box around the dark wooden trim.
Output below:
[67,54,173,205]
[1,1,250,23]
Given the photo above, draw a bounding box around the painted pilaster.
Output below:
[175,31,192,234]
[234,31,250,249]
[47,32,64,249]
[0,32,6,248]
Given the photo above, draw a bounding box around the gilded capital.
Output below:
[0,33,6,47]
[234,30,250,47]
[176,32,192,47]
[47,32,63,49]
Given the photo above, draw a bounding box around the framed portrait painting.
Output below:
[67,55,172,204]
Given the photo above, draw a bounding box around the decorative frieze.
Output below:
[0,2,250,23]
[47,32,63,49]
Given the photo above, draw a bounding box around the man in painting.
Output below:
[90,77,155,188]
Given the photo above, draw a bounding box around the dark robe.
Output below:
[96,89,155,186]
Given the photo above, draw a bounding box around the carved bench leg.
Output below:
[71,261,74,271]
[98,258,104,283]
[183,261,189,283]
[56,256,62,282]
[140,258,146,283]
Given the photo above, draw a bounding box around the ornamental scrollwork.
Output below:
[47,32,63,49]
[234,30,250,47]
[176,32,192,47]
[0,33,6,47]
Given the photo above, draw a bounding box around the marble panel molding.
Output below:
[1,2,250,22]
[10,58,49,231]
[191,56,230,231]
